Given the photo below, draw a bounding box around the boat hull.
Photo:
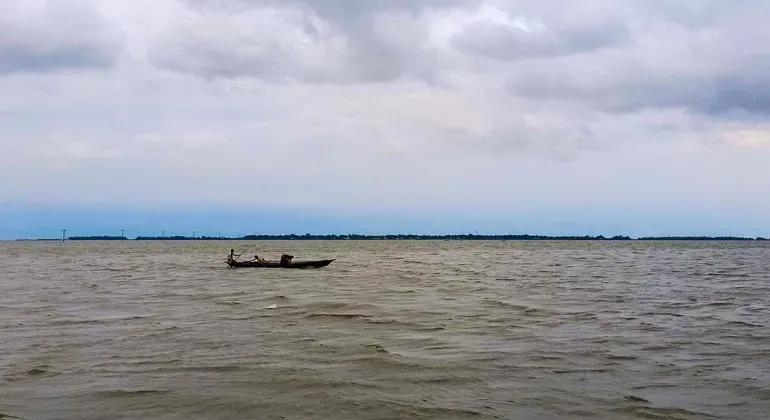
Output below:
[226,259,335,269]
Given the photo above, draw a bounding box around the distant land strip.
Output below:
[16,234,770,241]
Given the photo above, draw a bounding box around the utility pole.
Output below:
[192,230,196,240]
[162,230,165,238]
[121,229,126,239]
[62,229,67,242]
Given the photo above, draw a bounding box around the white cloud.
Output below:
[34,139,125,160]
[724,126,770,149]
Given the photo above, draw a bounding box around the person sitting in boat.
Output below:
[280,254,294,267]
[253,254,267,264]
[228,249,236,262]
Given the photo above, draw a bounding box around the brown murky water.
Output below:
[1,240,768,419]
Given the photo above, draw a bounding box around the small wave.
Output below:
[5,365,59,381]
[350,353,436,371]
[304,313,370,320]
[421,343,458,351]
[615,404,719,419]
[49,315,154,326]
[189,291,247,301]
[415,325,445,331]
[641,344,676,351]
[571,312,598,320]
[95,389,172,398]
[89,364,241,375]
[482,298,530,311]
[482,299,547,315]
[704,272,751,277]
[350,396,487,418]
[643,311,684,317]
[366,343,389,353]
[693,301,735,309]
[48,318,106,326]
[455,313,484,320]
[694,341,724,347]
[631,383,678,390]
[638,323,667,332]
[365,318,445,331]
[728,320,763,328]
[409,375,480,385]
[531,355,565,361]
[604,354,637,361]
[553,368,609,374]
[181,364,242,373]
[216,300,242,305]
[624,395,651,403]
[304,301,377,312]
[745,333,770,342]
[132,358,181,366]
[524,307,552,316]
[365,319,405,325]
[26,366,54,376]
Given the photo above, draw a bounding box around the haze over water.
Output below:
[1,240,768,420]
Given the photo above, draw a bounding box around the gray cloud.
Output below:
[451,20,630,61]
[451,1,633,61]
[140,0,770,121]
[499,0,770,118]
[707,65,770,116]
[149,0,463,84]
[0,1,123,74]
[506,44,770,117]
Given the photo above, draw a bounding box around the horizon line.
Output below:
[14,233,770,241]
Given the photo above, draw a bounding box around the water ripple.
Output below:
[0,240,768,419]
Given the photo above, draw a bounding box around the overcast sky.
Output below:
[1,0,769,237]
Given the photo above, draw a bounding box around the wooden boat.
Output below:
[226,259,335,269]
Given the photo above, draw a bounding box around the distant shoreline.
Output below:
[14,234,769,241]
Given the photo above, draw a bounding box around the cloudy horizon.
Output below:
[2,0,769,238]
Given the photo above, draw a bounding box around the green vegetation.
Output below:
[68,235,127,240]
[637,236,762,241]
